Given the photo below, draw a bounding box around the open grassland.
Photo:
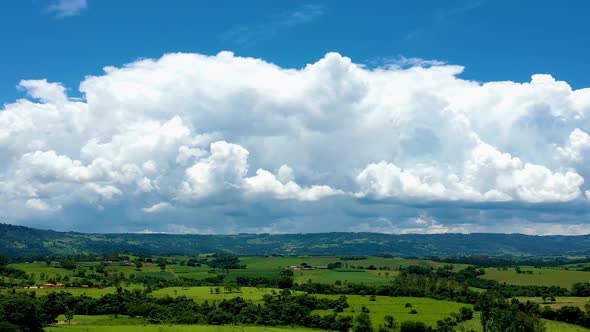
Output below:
[45,315,322,332]
[516,296,590,309]
[45,315,320,332]
[1,284,145,297]
[480,267,590,288]
[239,256,463,270]
[9,262,177,283]
[47,326,323,332]
[8,256,467,288]
[315,294,471,329]
[168,265,212,280]
[458,312,590,332]
[150,286,283,303]
[294,269,394,285]
[543,319,590,332]
[228,256,459,285]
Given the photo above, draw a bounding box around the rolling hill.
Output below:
[1,223,590,258]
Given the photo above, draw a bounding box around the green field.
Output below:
[47,327,321,332]
[151,286,283,303]
[516,296,590,309]
[480,267,590,288]
[315,294,471,329]
[45,315,322,332]
[238,256,462,270]
[4,256,590,332]
[293,269,394,285]
[226,256,452,285]
[458,312,590,332]
[9,262,177,284]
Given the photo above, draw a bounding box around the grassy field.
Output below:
[458,312,590,332]
[43,309,590,332]
[293,269,394,285]
[45,315,323,332]
[315,294,471,329]
[516,296,590,309]
[239,256,463,270]
[47,327,322,332]
[479,267,590,288]
[9,262,177,284]
[150,286,283,303]
[227,256,453,285]
[8,256,467,288]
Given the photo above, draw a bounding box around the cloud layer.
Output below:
[2,52,590,234]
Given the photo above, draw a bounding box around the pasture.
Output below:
[316,294,472,329]
[45,315,322,332]
[516,296,590,309]
[458,312,590,332]
[479,267,590,288]
[150,286,281,302]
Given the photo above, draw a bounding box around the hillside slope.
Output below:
[1,223,590,258]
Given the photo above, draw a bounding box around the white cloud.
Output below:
[180,141,249,199]
[25,198,60,212]
[47,0,88,17]
[2,51,590,233]
[244,167,340,201]
[84,183,122,200]
[142,202,171,213]
[356,140,584,203]
[351,216,466,234]
[557,128,590,162]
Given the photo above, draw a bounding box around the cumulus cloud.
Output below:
[557,128,590,162]
[244,166,341,201]
[2,51,590,233]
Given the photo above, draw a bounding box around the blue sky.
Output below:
[2,0,589,102]
[1,0,590,234]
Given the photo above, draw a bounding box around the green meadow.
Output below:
[45,315,322,332]
[315,294,472,329]
[151,286,282,302]
[458,312,590,332]
[480,267,590,288]
[516,296,590,309]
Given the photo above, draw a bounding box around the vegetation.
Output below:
[3,224,590,258]
[1,228,590,331]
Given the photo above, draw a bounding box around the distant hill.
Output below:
[1,223,590,258]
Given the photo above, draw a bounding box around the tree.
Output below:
[459,307,474,321]
[278,275,294,289]
[353,312,373,332]
[59,259,77,270]
[65,310,74,325]
[572,282,590,297]
[400,321,427,332]
[481,305,545,332]
[0,294,45,332]
[0,253,8,267]
[135,260,143,271]
[384,315,396,329]
[158,262,166,272]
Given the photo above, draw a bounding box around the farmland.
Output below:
[2,253,590,331]
[479,266,590,288]
[315,295,472,328]
[45,314,323,331]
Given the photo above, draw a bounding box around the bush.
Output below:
[459,307,474,321]
[400,320,428,332]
